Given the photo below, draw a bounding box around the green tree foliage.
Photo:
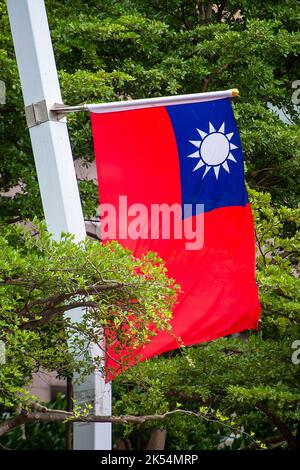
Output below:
[0,0,299,450]
[1,0,300,217]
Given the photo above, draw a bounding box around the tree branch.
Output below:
[17,282,126,314]
[258,404,298,449]
[200,59,239,92]
[19,301,100,329]
[180,2,190,30]
[242,434,285,450]
[0,409,203,438]
[217,0,227,23]
[13,282,127,329]
[0,405,261,448]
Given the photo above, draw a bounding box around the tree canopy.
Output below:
[0,0,299,450]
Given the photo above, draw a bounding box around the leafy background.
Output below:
[0,0,299,450]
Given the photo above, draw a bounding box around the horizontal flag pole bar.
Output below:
[50,89,239,118]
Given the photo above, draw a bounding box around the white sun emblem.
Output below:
[187,122,238,179]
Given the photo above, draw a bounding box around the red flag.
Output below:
[91,98,261,379]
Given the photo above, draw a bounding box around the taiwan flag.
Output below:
[91,97,261,379]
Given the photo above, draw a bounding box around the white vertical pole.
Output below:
[6,0,111,450]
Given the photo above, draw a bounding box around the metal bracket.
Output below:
[25,100,65,128]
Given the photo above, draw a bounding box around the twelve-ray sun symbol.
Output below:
[187,122,238,179]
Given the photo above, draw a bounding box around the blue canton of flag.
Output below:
[166,98,248,218]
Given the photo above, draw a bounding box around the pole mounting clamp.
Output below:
[25,100,65,128]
